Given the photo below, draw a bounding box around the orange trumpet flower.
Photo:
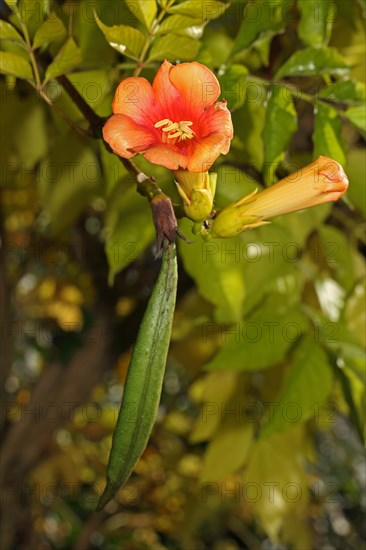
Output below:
[211,157,349,237]
[103,60,233,173]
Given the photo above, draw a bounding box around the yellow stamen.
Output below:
[154,118,195,142]
[154,119,171,128]
[162,122,179,132]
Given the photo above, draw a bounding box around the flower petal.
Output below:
[187,133,231,172]
[112,77,155,125]
[152,60,182,119]
[169,61,221,113]
[103,114,156,158]
[143,143,188,170]
[200,100,233,139]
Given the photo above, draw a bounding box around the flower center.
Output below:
[154,118,195,142]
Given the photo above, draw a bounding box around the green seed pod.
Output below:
[97,244,178,510]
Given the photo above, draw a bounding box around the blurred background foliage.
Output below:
[0,0,365,549]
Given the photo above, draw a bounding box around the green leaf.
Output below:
[178,219,246,322]
[125,0,157,29]
[358,0,366,18]
[344,280,366,349]
[318,79,366,105]
[95,15,146,60]
[231,0,286,56]
[99,142,129,197]
[38,132,100,234]
[313,102,347,165]
[230,79,266,169]
[201,424,253,482]
[214,164,257,209]
[240,223,307,316]
[44,37,82,82]
[33,15,67,49]
[263,85,297,184]
[318,226,356,291]
[261,337,333,436]
[298,0,334,47]
[245,429,308,540]
[18,0,51,21]
[105,184,155,283]
[156,15,204,38]
[167,0,227,19]
[276,47,350,78]
[75,0,119,68]
[199,28,233,66]
[218,64,248,111]
[148,34,200,62]
[0,20,25,44]
[345,148,366,215]
[345,104,366,138]
[204,296,309,371]
[14,104,48,168]
[335,362,364,443]
[4,0,18,8]
[0,51,33,80]
[189,371,239,443]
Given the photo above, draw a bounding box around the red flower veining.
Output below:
[103,60,233,172]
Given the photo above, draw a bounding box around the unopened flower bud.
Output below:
[174,170,217,222]
[211,156,349,238]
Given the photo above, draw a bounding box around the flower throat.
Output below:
[154,119,195,142]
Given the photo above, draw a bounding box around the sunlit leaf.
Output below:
[148,34,200,61]
[4,0,18,8]
[190,371,239,443]
[0,51,33,80]
[345,104,366,138]
[167,0,227,19]
[201,424,253,482]
[125,0,157,29]
[95,15,146,60]
[318,79,366,105]
[178,220,246,322]
[261,336,333,436]
[204,295,309,371]
[0,20,25,44]
[33,15,67,49]
[276,47,350,78]
[156,14,204,38]
[45,37,82,82]
[245,428,308,540]
[298,0,334,47]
